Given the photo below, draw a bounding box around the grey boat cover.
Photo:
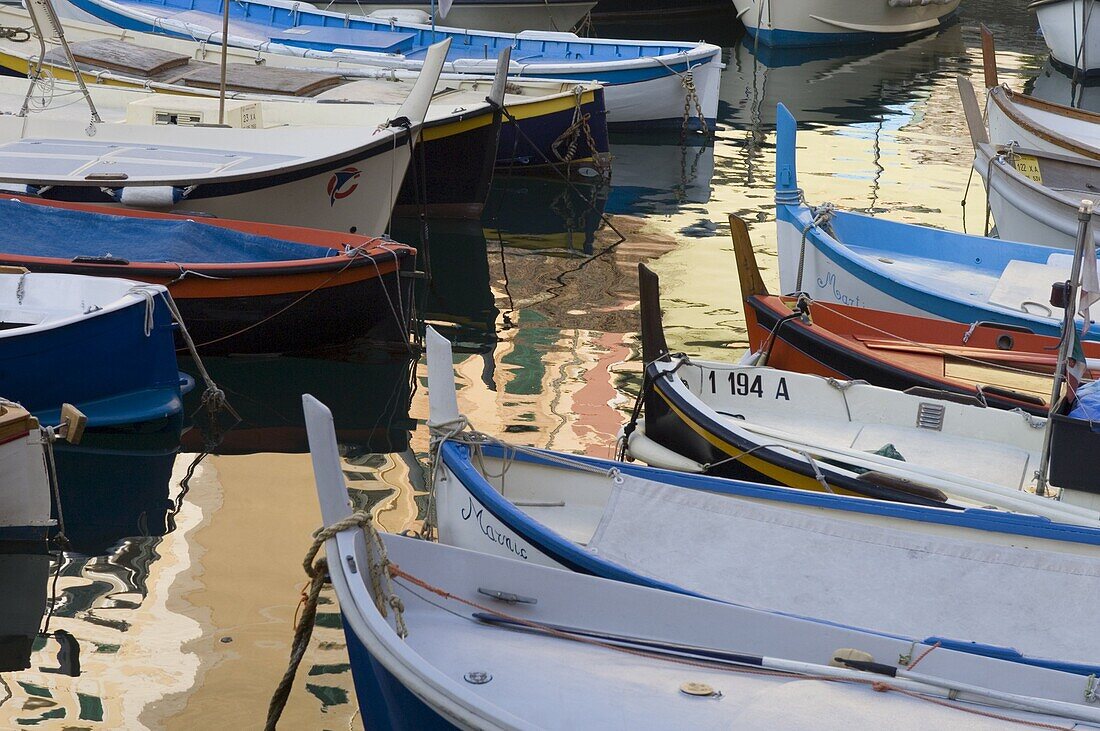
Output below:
[587,475,1100,668]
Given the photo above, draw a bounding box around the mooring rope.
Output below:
[266,509,406,731]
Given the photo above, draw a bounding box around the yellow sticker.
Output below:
[1012,154,1043,184]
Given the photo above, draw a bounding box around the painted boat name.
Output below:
[461,495,529,560]
[817,271,862,307]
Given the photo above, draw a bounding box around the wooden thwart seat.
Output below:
[175,64,344,97]
[45,38,190,76]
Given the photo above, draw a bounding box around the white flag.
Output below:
[437,0,453,18]
[1081,215,1100,335]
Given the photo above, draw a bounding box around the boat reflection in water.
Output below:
[1026,58,1100,112]
[52,428,181,557]
[392,217,499,354]
[0,551,51,672]
[722,23,967,130]
[607,134,715,213]
[179,348,416,457]
[483,172,610,256]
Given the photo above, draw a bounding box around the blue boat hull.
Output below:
[771,102,1100,341]
[497,89,610,170]
[1,294,186,428]
[343,621,457,730]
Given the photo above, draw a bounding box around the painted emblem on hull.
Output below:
[327,167,361,206]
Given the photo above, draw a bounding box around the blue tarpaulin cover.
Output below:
[1069,381,1100,423]
[0,198,342,263]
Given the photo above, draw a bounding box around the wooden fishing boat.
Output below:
[319,0,595,34]
[51,0,720,129]
[0,39,449,233]
[628,264,1100,521]
[0,272,189,428]
[960,76,1100,250]
[0,6,609,178]
[0,68,504,220]
[0,195,417,355]
[1030,0,1100,75]
[304,394,1100,730]
[980,26,1100,161]
[731,0,961,48]
[421,327,1100,677]
[730,215,1098,416]
[773,102,1100,340]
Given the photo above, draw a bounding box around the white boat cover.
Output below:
[587,474,1100,666]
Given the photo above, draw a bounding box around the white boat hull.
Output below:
[732,0,961,47]
[1033,0,1100,73]
[600,57,721,128]
[777,217,932,314]
[319,1,595,33]
[0,406,51,539]
[975,143,1100,251]
[435,467,563,569]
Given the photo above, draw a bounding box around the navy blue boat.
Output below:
[0,271,189,428]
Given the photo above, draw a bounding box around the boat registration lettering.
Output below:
[708,371,789,400]
[1011,154,1043,184]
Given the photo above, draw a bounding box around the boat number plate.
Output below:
[707,370,789,401]
[1011,154,1043,184]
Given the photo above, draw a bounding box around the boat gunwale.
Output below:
[0,194,415,275]
[744,294,1055,415]
[0,273,170,340]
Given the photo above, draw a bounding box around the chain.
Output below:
[680,70,710,145]
[0,26,30,42]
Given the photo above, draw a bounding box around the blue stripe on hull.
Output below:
[745,12,957,48]
[343,620,458,730]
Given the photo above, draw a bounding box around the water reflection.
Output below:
[0,553,49,674]
[484,172,610,256]
[607,135,715,212]
[53,430,181,557]
[394,217,499,353]
[178,349,416,457]
[722,24,969,131]
[1026,58,1100,110]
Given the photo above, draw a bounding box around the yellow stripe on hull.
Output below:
[656,389,863,497]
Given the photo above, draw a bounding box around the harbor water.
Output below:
[1,1,1058,727]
